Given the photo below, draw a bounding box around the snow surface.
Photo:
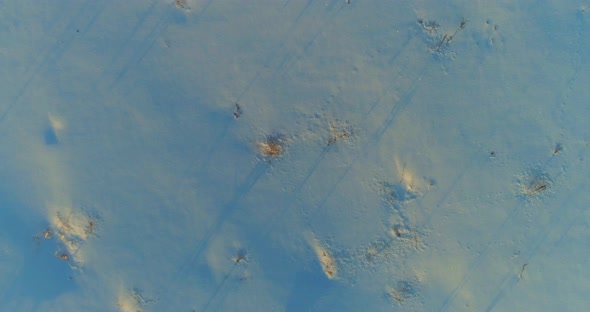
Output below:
[1,0,589,311]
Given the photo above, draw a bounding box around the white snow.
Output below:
[0,0,589,311]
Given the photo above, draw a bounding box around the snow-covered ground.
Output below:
[0,0,589,311]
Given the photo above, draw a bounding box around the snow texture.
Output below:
[0,0,589,311]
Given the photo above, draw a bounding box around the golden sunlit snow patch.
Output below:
[48,207,96,266]
[400,168,421,192]
[305,232,337,279]
[115,288,155,312]
[116,293,142,312]
[52,211,89,241]
[48,113,65,131]
[393,157,434,195]
[43,113,65,145]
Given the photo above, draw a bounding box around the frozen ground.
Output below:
[0,0,589,311]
